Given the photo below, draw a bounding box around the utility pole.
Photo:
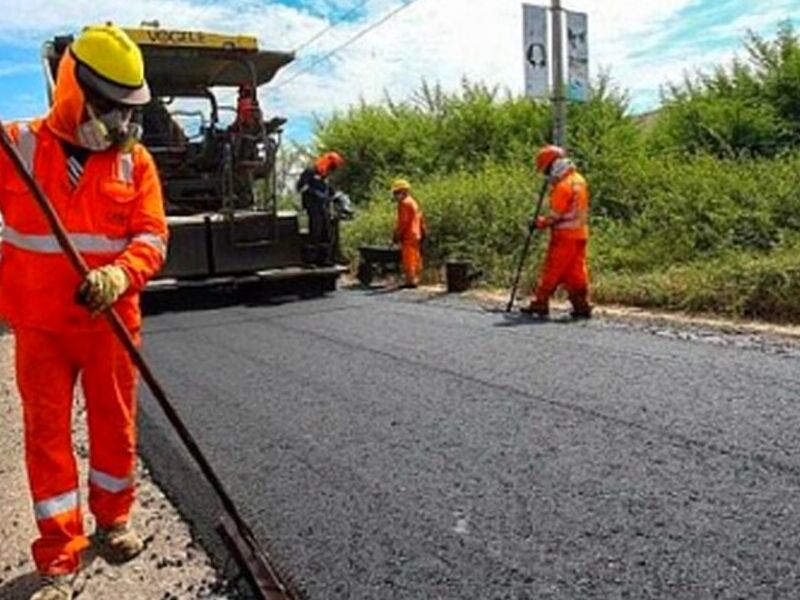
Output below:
[551,0,567,148]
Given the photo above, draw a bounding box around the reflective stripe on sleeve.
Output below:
[1,226,128,254]
[16,124,37,174]
[131,232,167,258]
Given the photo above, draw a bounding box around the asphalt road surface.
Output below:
[137,288,800,600]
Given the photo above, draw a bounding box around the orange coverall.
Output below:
[0,51,167,575]
[532,168,590,313]
[394,194,425,286]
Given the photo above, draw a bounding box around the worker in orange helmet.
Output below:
[391,179,426,288]
[0,25,167,600]
[525,144,591,319]
[297,150,345,266]
[233,83,261,131]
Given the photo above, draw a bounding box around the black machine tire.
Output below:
[357,262,375,286]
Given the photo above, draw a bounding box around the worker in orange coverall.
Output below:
[0,24,167,600]
[391,179,426,288]
[524,145,591,319]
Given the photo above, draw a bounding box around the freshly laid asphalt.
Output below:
[137,288,800,599]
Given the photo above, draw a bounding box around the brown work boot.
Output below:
[30,575,74,600]
[521,300,549,318]
[94,522,145,564]
[569,291,592,319]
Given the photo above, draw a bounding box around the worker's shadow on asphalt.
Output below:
[491,310,579,328]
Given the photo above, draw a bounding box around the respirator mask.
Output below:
[77,97,141,153]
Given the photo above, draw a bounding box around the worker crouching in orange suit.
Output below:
[391,179,426,288]
[525,145,592,319]
[0,25,168,600]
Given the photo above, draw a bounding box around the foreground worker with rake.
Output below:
[2,22,308,600]
[0,25,167,599]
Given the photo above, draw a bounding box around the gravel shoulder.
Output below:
[0,332,233,600]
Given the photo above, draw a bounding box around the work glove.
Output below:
[534,216,551,230]
[528,215,549,232]
[77,265,130,316]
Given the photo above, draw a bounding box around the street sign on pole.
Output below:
[522,2,589,147]
[567,10,589,102]
[550,0,567,148]
[523,4,549,99]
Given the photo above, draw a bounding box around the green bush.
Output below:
[594,247,800,321]
[342,150,800,321]
[328,25,800,322]
[341,163,544,285]
[647,22,800,158]
[317,79,633,202]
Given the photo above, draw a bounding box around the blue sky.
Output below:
[0,0,797,143]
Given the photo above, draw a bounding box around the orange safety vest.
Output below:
[0,120,168,332]
[395,195,425,243]
[548,170,589,241]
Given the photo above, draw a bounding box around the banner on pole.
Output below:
[523,4,549,99]
[566,10,589,102]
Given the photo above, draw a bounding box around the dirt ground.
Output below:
[348,274,800,340]
[465,287,800,339]
[0,333,234,600]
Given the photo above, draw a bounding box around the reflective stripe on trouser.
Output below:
[533,238,589,303]
[15,326,140,574]
[400,241,422,285]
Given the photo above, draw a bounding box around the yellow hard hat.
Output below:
[391,179,411,193]
[71,24,150,106]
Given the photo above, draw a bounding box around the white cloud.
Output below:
[0,62,38,77]
[266,0,796,128]
[0,0,796,137]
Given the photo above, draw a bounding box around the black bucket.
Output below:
[446,260,476,293]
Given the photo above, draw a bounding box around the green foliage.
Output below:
[316,80,552,202]
[343,152,800,286]
[568,73,645,220]
[648,22,800,157]
[328,24,800,322]
[593,246,800,321]
[590,154,796,274]
[340,163,543,284]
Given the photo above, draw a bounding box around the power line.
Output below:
[293,0,373,53]
[273,0,423,90]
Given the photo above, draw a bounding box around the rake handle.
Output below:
[506,179,549,312]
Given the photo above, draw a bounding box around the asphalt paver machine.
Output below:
[43,25,346,297]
